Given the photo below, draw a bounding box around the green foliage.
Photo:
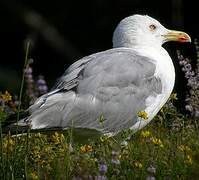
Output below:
[0,96,199,179]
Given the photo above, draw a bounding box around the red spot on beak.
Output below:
[178,34,191,43]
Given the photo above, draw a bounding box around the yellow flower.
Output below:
[30,171,39,180]
[1,91,12,102]
[178,145,191,152]
[43,146,52,153]
[3,136,15,152]
[137,111,148,120]
[170,93,178,100]
[51,132,64,144]
[98,114,105,124]
[60,133,65,141]
[141,130,151,138]
[51,132,60,144]
[160,108,164,113]
[151,137,164,148]
[134,161,143,168]
[80,144,93,153]
[185,154,193,165]
[100,135,109,142]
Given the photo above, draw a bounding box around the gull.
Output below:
[12,15,192,137]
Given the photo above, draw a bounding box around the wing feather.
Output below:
[29,48,162,134]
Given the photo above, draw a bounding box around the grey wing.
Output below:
[28,54,94,113]
[28,48,162,134]
[52,54,94,90]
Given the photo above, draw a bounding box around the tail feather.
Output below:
[1,110,30,134]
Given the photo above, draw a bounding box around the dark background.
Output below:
[0,0,198,109]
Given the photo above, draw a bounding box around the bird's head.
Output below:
[113,14,191,48]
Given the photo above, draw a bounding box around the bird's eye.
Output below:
[149,24,157,31]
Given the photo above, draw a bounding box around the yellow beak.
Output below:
[163,30,191,43]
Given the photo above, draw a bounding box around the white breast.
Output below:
[130,46,175,131]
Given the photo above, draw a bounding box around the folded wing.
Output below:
[28,48,162,134]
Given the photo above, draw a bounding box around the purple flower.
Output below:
[95,175,107,180]
[147,165,156,174]
[99,162,107,174]
[185,105,193,112]
[111,159,120,165]
[177,49,199,118]
[195,111,199,118]
[72,176,82,180]
[111,150,119,156]
[36,75,48,95]
[24,67,33,75]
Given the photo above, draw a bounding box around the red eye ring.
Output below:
[149,24,157,31]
